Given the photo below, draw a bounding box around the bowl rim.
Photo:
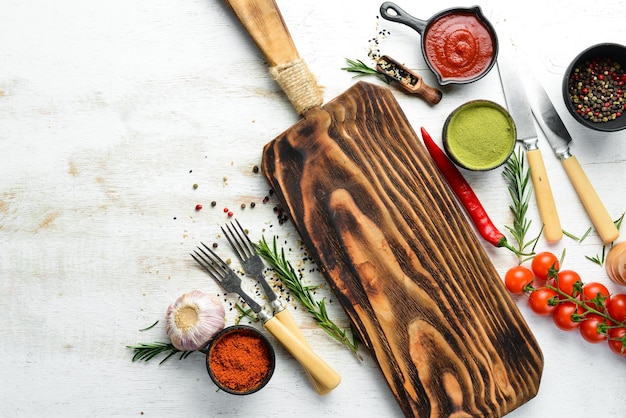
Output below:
[205,324,276,395]
[562,42,626,132]
[442,99,517,171]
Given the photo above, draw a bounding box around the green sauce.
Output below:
[443,100,516,171]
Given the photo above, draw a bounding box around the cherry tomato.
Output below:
[607,293,626,323]
[548,269,582,298]
[607,327,626,356]
[582,282,611,311]
[579,314,609,343]
[531,252,560,283]
[505,265,533,294]
[528,287,558,316]
[552,302,582,331]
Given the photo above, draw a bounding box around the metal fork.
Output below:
[221,219,283,313]
[191,242,266,318]
[221,220,331,395]
[191,243,341,393]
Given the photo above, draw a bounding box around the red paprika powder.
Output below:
[207,326,275,394]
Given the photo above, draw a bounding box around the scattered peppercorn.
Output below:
[211,201,217,207]
[212,242,218,248]
[223,207,229,213]
[195,204,203,211]
[568,57,625,123]
[227,211,234,217]
[241,203,246,209]
[252,165,259,173]
[250,202,256,208]
[193,183,198,189]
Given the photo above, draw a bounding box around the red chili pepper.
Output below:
[420,127,516,252]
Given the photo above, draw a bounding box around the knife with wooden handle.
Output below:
[527,78,619,244]
[497,51,562,242]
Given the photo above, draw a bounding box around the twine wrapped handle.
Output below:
[270,59,324,116]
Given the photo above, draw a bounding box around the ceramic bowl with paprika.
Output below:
[563,42,626,132]
[206,325,276,395]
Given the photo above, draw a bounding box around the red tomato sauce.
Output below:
[423,12,495,82]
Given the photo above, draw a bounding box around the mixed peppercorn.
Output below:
[568,57,626,123]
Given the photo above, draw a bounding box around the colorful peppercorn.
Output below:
[568,57,625,123]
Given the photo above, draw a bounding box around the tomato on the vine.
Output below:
[607,293,626,323]
[582,282,611,311]
[552,302,583,331]
[528,287,558,316]
[579,314,609,343]
[505,265,533,294]
[548,269,582,298]
[531,252,560,282]
[607,327,626,356]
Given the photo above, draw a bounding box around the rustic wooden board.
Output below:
[262,81,543,417]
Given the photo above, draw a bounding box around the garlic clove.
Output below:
[166,290,225,351]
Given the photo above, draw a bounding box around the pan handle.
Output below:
[379,2,428,35]
[224,0,299,67]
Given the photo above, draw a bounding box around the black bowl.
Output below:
[206,325,275,395]
[562,43,626,132]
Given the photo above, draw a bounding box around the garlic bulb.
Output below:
[166,290,225,351]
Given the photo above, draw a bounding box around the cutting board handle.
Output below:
[224,0,299,66]
[224,0,323,115]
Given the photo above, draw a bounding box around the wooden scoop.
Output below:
[376,55,442,104]
[224,0,543,416]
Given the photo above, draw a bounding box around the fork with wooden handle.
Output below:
[221,220,332,395]
[191,244,341,393]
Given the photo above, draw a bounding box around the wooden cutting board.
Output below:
[224,1,543,416]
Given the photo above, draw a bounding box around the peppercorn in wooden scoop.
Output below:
[223,0,543,416]
[376,55,442,104]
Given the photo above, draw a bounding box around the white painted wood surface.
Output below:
[2,0,625,416]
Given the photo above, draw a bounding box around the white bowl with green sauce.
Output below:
[442,100,516,171]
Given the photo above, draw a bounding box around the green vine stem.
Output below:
[527,268,626,351]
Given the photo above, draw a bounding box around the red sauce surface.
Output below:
[423,12,494,82]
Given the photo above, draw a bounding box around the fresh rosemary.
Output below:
[342,58,393,84]
[502,148,540,263]
[235,303,256,324]
[585,213,625,266]
[255,235,362,361]
[127,342,197,364]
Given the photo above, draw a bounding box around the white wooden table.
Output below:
[2,0,625,416]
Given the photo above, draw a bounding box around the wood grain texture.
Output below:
[262,81,543,417]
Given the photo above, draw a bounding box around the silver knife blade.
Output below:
[497,47,563,242]
[526,77,572,159]
[525,72,619,244]
[497,54,539,150]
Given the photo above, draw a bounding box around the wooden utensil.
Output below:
[375,55,442,104]
[223,1,543,416]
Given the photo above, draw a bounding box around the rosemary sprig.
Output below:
[503,148,540,263]
[127,342,196,364]
[234,303,257,325]
[255,235,362,361]
[342,58,393,84]
[585,212,625,266]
